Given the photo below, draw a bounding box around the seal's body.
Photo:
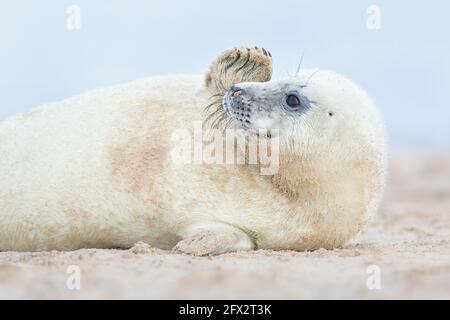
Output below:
[0,47,386,254]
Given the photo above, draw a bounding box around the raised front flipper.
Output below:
[205,46,273,95]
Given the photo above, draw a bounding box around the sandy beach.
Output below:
[0,151,449,299]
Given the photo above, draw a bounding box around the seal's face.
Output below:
[222,70,385,164]
[223,79,312,134]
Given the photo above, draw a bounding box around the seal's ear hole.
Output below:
[328,112,334,117]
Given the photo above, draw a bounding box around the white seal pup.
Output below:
[0,47,386,254]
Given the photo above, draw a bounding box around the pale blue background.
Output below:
[1,1,449,147]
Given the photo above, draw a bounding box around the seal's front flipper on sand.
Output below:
[205,46,273,95]
[173,223,254,256]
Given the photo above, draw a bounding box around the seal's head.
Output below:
[222,70,386,170]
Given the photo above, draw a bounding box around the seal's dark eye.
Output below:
[286,94,300,108]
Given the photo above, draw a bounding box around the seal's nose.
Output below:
[230,85,244,97]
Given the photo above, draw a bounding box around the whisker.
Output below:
[224,118,235,131]
[209,93,224,99]
[210,112,228,130]
[205,107,225,124]
[204,100,222,112]
[305,69,321,87]
[295,51,306,76]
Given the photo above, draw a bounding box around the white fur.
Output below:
[0,71,386,253]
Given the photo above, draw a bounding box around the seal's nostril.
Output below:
[230,85,244,97]
[233,90,242,97]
